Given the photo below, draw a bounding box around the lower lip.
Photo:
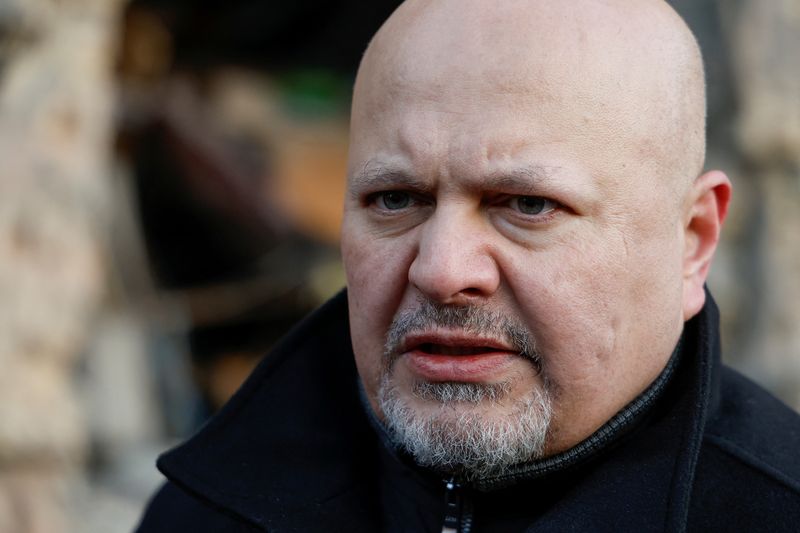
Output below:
[404,351,517,382]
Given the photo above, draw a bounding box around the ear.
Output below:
[682,170,732,321]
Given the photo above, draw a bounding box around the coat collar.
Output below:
[157,291,383,531]
[157,289,722,532]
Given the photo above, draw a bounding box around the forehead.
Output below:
[355,1,665,120]
[352,69,657,189]
[347,0,697,189]
[348,72,651,197]
[372,0,651,87]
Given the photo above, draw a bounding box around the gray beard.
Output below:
[378,376,552,480]
[377,296,553,480]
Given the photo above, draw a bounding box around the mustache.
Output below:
[383,299,542,371]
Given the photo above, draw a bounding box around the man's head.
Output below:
[341,0,731,479]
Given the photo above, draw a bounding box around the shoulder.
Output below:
[688,366,800,531]
[705,365,800,486]
[135,481,261,533]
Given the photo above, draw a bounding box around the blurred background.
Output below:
[0,0,797,531]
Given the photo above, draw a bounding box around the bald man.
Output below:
[138,1,800,532]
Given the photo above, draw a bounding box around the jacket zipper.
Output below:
[442,478,473,533]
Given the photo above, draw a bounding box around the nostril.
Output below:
[461,287,484,297]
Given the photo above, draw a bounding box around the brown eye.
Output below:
[511,196,556,215]
[377,191,412,210]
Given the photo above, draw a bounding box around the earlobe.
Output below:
[682,170,732,321]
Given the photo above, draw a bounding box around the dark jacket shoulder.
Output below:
[137,481,259,532]
[689,366,800,532]
[136,291,381,532]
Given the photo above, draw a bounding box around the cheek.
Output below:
[518,267,618,386]
[341,221,416,394]
[505,233,643,381]
[507,223,684,389]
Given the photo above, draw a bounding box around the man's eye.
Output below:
[510,196,557,215]
[375,191,413,210]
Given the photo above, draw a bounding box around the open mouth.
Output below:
[416,343,507,356]
[400,333,519,382]
[401,331,515,355]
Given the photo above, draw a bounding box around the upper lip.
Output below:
[400,330,516,354]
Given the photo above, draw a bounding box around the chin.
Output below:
[377,374,553,478]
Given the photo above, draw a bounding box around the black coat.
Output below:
[137,291,800,532]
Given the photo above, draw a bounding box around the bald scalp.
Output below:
[352,0,706,199]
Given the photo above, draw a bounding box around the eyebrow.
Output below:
[349,161,557,197]
[483,166,556,195]
[349,163,430,197]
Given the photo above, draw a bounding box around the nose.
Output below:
[408,209,501,304]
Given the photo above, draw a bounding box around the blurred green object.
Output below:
[277,68,351,118]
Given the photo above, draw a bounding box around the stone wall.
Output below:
[670,0,800,409]
[695,0,800,407]
[727,0,800,406]
[0,0,122,531]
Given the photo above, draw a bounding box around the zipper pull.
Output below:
[442,478,462,533]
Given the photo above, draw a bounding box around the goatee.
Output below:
[378,300,552,480]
